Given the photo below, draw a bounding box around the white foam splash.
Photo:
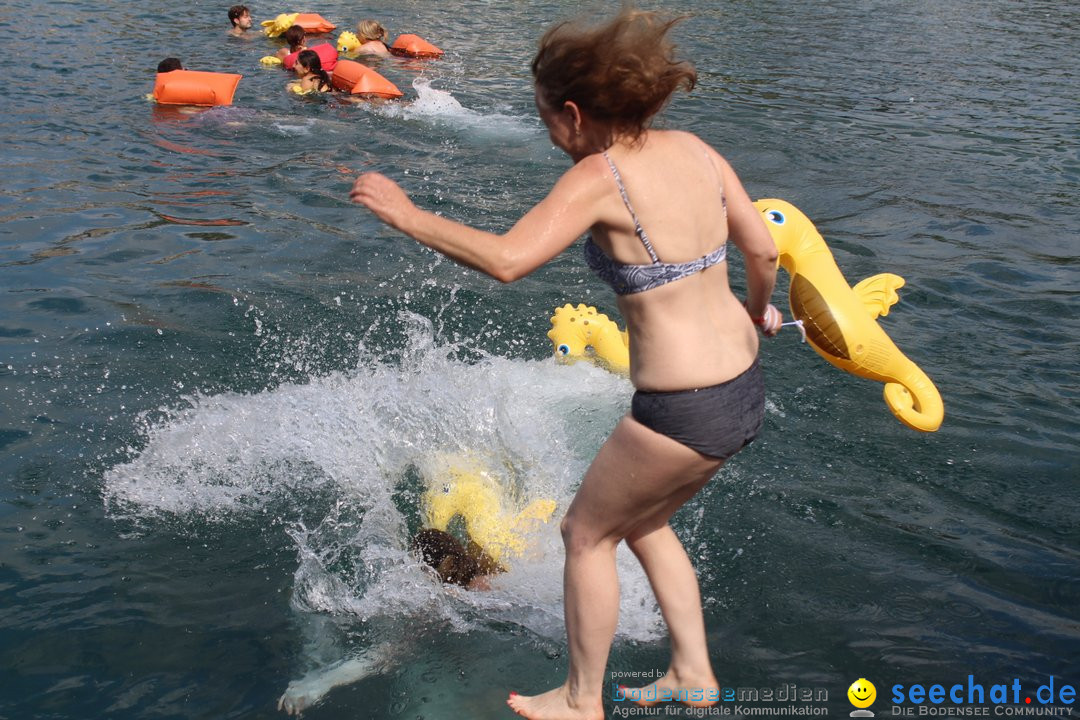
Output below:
[373,78,535,138]
[271,117,317,136]
[103,313,662,642]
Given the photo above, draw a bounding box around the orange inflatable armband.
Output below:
[389,34,443,58]
[153,70,242,106]
[262,12,335,37]
[294,13,336,34]
[330,59,403,98]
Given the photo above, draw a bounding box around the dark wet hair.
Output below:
[412,529,500,587]
[228,5,249,26]
[295,49,331,91]
[284,24,306,52]
[531,6,696,140]
[157,57,183,73]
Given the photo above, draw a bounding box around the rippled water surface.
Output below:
[2,0,1078,718]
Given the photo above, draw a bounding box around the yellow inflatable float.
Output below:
[547,303,629,374]
[336,30,361,57]
[753,198,944,432]
[423,456,556,566]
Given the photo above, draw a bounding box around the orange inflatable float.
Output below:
[261,12,336,37]
[389,34,443,58]
[330,59,403,98]
[153,70,242,106]
[293,13,335,33]
[282,42,339,72]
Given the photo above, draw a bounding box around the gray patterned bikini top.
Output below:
[584,152,727,296]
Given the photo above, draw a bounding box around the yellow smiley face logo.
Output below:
[848,678,876,708]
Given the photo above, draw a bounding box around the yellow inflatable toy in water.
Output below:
[547,303,630,374]
[262,12,299,37]
[336,30,361,57]
[753,198,944,432]
[423,457,556,566]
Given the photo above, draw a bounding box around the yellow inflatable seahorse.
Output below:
[753,198,944,432]
[423,456,556,566]
[547,303,630,374]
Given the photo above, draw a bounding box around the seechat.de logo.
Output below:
[849,678,877,718]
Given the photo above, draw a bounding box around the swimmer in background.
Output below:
[276,24,306,61]
[227,4,253,37]
[353,19,391,56]
[351,7,783,719]
[156,57,183,73]
[289,49,331,94]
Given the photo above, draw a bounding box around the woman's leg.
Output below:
[623,524,718,705]
[507,416,722,720]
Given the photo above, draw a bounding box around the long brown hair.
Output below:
[531,7,696,140]
[284,25,306,53]
[411,528,501,587]
[296,50,331,91]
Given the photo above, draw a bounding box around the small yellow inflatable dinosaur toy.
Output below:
[753,198,944,432]
[423,456,556,566]
[547,303,630,374]
[336,30,361,57]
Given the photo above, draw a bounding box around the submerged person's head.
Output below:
[157,57,183,73]
[411,529,485,588]
[356,19,388,43]
[530,7,696,146]
[284,24,306,52]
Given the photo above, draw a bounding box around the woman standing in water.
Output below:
[351,8,781,719]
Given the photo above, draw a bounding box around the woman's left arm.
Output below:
[350,157,609,283]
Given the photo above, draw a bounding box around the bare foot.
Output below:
[506,685,604,720]
[622,668,720,707]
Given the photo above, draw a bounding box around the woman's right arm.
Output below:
[350,155,612,283]
[714,154,782,336]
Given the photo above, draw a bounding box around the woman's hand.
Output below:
[349,172,417,230]
[747,302,783,337]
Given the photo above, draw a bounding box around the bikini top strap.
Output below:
[602,152,660,264]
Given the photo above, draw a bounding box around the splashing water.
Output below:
[103,312,664,643]
[373,78,535,138]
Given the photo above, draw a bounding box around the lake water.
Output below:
[2,1,1077,718]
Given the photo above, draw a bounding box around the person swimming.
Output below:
[412,527,503,590]
[277,459,555,715]
[353,19,391,56]
[227,4,252,36]
[277,527,504,716]
[289,49,331,94]
[276,24,306,61]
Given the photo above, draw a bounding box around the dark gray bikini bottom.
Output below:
[631,358,765,460]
